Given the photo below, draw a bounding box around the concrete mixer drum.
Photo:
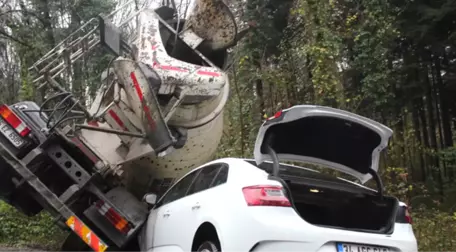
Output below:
[183,0,238,51]
[26,0,248,197]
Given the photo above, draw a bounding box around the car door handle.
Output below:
[192,203,200,210]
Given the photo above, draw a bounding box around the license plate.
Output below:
[0,118,25,148]
[337,243,390,252]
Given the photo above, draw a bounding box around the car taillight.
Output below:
[405,206,412,224]
[268,110,283,120]
[95,200,133,235]
[242,185,291,207]
[0,105,31,137]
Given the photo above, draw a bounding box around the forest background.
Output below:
[0,0,456,250]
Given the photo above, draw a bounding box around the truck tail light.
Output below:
[0,105,31,137]
[242,185,291,207]
[95,200,133,235]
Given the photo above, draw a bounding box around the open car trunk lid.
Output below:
[245,160,400,234]
[253,105,393,184]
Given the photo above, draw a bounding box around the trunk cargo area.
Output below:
[251,160,399,234]
[283,174,398,234]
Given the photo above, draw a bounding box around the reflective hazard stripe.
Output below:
[108,109,128,132]
[130,72,157,131]
[66,216,108,252]
[152,61,188,72]
[196,70,221,77]
[159,65,187,72]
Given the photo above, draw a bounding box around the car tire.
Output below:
[196,240,221,252]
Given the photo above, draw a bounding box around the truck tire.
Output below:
[195,240,220,252]
[60,233,90,251]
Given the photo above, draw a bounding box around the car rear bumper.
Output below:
[219,207,418,252]
[249,240,417,252]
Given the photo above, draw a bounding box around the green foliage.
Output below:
[0,202,67,249]
[18,66,35,101]
[1,0,456,249]
[413,208,456,251]
[439,147,456,163]
[291,0,344,106]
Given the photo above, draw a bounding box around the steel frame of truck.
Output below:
[0,101,149,252]
[0,5,187,251]
[0,1,238,250]
[0,7,173,245]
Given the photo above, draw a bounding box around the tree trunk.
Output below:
[424,64,439,176]
[70,8,84,102]
[434,56,453,149]
[418,98,430,170]
[433,57,453,182]
[430,61,446,194]
[34,0,55,48]
[32,0,55,103]
[402,113,415,180]
[231,65,245,157]
[255,78,265,121]
[412,99,425,181]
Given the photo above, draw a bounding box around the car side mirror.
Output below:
[143,193,157,206]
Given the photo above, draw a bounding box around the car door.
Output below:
[147,169,200,250]
[169,163,229,251]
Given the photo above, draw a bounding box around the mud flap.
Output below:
[112,59,175,154]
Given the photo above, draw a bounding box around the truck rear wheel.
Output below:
[60,233,90,251]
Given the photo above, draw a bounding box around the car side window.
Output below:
[154,170,199,208]
[211,165,228,187]
[186,163,228,196]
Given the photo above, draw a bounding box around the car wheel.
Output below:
[196,240,221,252]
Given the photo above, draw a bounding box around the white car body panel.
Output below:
[142,158,417,252]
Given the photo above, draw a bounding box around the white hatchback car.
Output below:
[139,105,418,252]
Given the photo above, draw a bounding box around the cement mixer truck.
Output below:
[0,0,247,250]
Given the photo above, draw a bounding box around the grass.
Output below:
[0,202,67,250]
[412,207,456,251]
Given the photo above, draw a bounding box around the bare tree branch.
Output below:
[0,29,33,48]
[0,9,48,26]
